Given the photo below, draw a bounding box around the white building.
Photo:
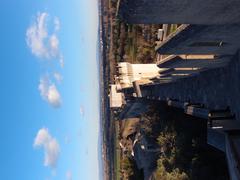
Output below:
[109,84,124,108]
[117,62,160,88]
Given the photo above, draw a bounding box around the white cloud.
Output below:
[53,72,63,83]
[49,34,59,57]
[34,128,60,168]
[66,170,72,180]
[26,12,62,61]
[39,77,61,108]
[59,54,64,68]
[80,105,85,117]
[54,17,60,31]
[26,12,48,58]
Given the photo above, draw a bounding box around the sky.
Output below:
[0,0,101,180]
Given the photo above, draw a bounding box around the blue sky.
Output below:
[0,0,101,179]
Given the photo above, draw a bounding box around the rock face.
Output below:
[118,0,240,24]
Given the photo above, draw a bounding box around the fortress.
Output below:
[114,0,240,179]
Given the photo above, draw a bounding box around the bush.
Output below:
[154,127,189,180]
[154,158,189,180]
[121,156,134,177]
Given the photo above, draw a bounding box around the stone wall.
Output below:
[118,0,240,24]
[141,51,240,121]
